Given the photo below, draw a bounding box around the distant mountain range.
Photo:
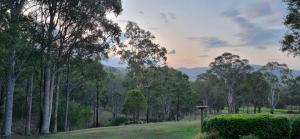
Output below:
[177,65,300,81]
[103,65,300,81]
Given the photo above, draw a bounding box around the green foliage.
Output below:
[123,89,146,120]
[192,72,226,111]
[282,0,300,56]
[291,117,300,138]
[202,114,291,139]
[58,101,93,130]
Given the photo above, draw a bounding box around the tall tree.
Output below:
[118,21,167,89]
[0,0,36,137]
[118,21,167,123]
[260,62,292,114]
[26,0,122,134]
[123,89,146,121]
[209,53,252,113]
[192,72,226,113]
[243,72,269,113]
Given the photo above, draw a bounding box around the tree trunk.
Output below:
[64,61,71,131]
[176,94,180,121]
[53,74,60,133]
[25,71,33,136]
[146,91,150,123]
[0,79,5,121]
[39,59,44,133]
[48,67,56,124]
[95,81,100,127]
[227,91,235,114]
[2,48,16,138]
[269,90,276,114]
[40,58,52,134]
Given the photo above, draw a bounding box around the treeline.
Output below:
[0,0,195,137]
[191,53,300,114]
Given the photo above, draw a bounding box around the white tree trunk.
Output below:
[227,86,235,114]
[41,59,52,134]
[2,49,16,137]
[25,72,33,136]
[53,75,60,133]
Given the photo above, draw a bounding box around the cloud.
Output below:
[187,37,228,47]
[160,13,169,23]
[168,49,176,55]
[160,12,177,23]
[138,11,144,15]
[244,1,272,18]
[222,9,240,17]
[198,55,209,58]
[168,12,176,20]
[222,9,284,49]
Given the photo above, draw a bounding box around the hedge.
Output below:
[291,117,300,138]
[202,114,291,139]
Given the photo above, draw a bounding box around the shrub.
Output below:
[291,117,300,138]
[111,116,131,126]
[202,114,291,139]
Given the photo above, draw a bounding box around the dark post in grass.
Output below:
[196,106,208,127]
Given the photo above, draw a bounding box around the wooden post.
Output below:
[195,106,208,128]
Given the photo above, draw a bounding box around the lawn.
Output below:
[14,120,202,139]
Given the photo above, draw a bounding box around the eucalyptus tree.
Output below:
[118,21,167,89]
[0,0,39,137]
[282,0,300,56]
[141,66,192,121]
[123,89,146,121]
[192,72,226,112]
[25,0,122,134]
[118,21,167,123]
[83,60,107,127]
[243,72,269,113]
[286,76,300,106]
[260,62,292,114]
[209,53,252,113]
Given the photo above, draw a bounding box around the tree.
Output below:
[192,72,226,113]
[282,0,300,56]
[243,72,269,113]
[118,21,167,89]
[123,89,146,121]
[118,21,167,123]
[25,0,122,134]
[286,76,300,106]
[139,66,192,121]
[260,62,292,114]
[209,53,252,113]
[0,0,36,137]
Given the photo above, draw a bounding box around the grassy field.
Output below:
[15,120,202,139]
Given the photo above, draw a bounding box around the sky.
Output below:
[103,0,300,70]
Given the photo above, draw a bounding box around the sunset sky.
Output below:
[103,0,300,70]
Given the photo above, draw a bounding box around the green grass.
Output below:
[16,121,202,139]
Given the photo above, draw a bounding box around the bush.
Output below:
[291,117,300,138]
[202,114,291,139]
[111,117,131,126]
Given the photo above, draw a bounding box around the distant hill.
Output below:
[103,65,300,81]
[103,65,127,77]
[177,65,300,81]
